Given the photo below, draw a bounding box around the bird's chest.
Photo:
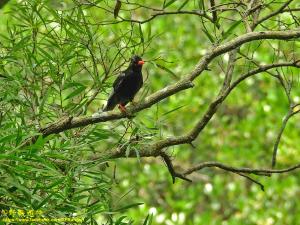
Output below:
[119,74,143,97]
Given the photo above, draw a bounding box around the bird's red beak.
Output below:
[138,60,145,65]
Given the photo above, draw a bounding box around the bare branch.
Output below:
[282,8,300,13]
[209,0,219,27]
[161,152,192,183]
[228,61,300,93]
[159,157,300,190]
[252,0,294,29]
[96,10,214,25]
[272,104,300,168]
[237,173,265,191]
[221,48,238,93]
[183,161,300,176]
[188,29,300,81]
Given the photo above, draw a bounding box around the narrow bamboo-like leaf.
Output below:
[44,178,65,190]
[201,28,215,43]
[198,0,205,10]
[163,0,167,8]
[143,214,150,225]
[156,63,179,80]
[36,192,56,209]
[38,88,49,115]
[143,214,153,225]
[146,23,152,40]
[139,23,144,44]
[178,0,189,10]
[12,36,31,52]
[37,46,54,61]
[115,216,128,225]
[162,104,187,116]
[222,20,242,39]
[63,82,84,90]
[163,0,177,9]
[0,134,16,143]
[114,202,144,212]
[64,86,86,100]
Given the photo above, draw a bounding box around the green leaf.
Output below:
[37,46,54,61]
[36,192,56,209]
[222,20,242,39]
[64,85,86,100]
[38,88,50,115]
[0,134,16,143]
[12,36,31,52]
[146,23,152,40]
[115,216,128,225]
[114,202,144,212]
[88,131,110,141]
[156,63,179,80]
[198,0,205,10]
[63,82,84,90]
[143,214,153,225]
[178,0,189,10]
[163,0,177,9]
[139,23,144,44]
[161,104,187,117]
[201,28,215,43]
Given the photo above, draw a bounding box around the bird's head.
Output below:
[130,55,145,69]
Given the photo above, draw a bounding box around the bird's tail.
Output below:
[103,93,118,111]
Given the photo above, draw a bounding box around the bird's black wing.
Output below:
[103,71,126,111]
[113,71,126,91]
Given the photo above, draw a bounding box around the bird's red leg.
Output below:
[118,104,127,113]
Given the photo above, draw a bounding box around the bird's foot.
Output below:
[118,104,135,119]
[118,104,127,113]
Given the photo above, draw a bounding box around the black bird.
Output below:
[103,55,145,112]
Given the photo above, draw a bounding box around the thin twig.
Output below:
[183,161,300,176]
[238,173,265,191]
[161,152,192,183]
[252,0,294,29]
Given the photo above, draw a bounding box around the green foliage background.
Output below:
[0,0,299,224]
